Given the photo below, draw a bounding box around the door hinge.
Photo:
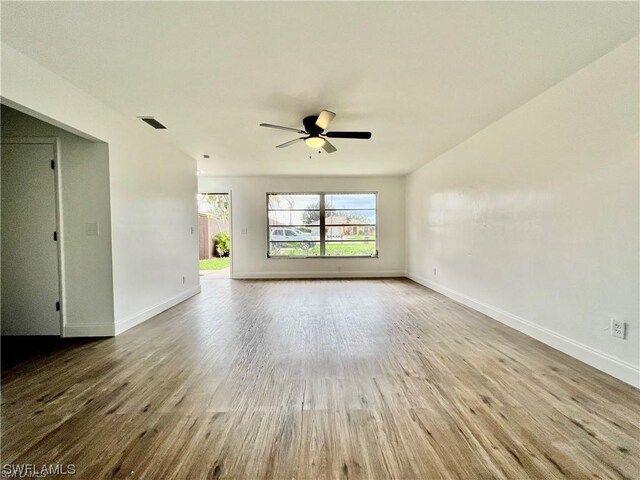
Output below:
[56,301,60,311]
[53,231,58,241]
[51,160,55,170]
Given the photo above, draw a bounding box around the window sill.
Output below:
[267,255,379,259]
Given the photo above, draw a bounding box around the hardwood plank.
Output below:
[2,278,638,479]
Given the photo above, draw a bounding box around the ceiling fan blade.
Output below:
[325,131,372,139]
[315,110,336,131]
[276,137,304,148]
[322,139,337,154]
[260,123,307,134]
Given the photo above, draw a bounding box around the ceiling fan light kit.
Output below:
[260,110,371,154]
[304,137,326,149]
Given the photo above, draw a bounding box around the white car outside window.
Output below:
[270,227,315,250]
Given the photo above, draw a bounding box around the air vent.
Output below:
[138,117,167,129]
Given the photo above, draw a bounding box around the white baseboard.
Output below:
[232,270,405,280]
[114,285,202,335]
[406,271,640,388]
[63,322,115,337]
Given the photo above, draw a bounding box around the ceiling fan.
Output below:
[259,110,371,154]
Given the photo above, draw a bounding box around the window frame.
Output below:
[266,191,379,259]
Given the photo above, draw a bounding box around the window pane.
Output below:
[269,242,320,256]
[269,226,320,241]
[325,226,376,241]
[268,194,320,210]
[325,242,376,256]
[325,193,375,210]
[267,192,378,258]
[268,210,320,226]
[325,209,375,225]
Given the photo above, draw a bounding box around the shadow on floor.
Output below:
[1,336,100,371]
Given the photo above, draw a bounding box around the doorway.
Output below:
[197,193,231,278]
[1,140,62,335]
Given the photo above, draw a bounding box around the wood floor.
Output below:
[2,278,639,479]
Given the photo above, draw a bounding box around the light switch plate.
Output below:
[85,223,99,236]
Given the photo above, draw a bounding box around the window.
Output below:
[267,193,377,258]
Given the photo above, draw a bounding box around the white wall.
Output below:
[406,38,639,387]
[1,106,115,336]
[198,176,405,278]
[1,44,200,336]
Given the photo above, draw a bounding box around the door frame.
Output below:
[198,191,232,278]
[1,136,65,336]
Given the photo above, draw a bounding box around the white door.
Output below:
[1,142,61,335]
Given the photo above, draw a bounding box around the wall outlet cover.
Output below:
[610,319,626,339]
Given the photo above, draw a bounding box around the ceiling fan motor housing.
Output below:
[303,115,323,136]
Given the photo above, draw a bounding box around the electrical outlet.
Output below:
[610,319,626,339]
[433,268,437,276]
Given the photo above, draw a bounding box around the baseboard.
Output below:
[406,271,640,388]
[114,285,202,335]
[63,322,115,337]
[232,270,405,280]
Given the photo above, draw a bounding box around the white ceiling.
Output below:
[2,2,638,176]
